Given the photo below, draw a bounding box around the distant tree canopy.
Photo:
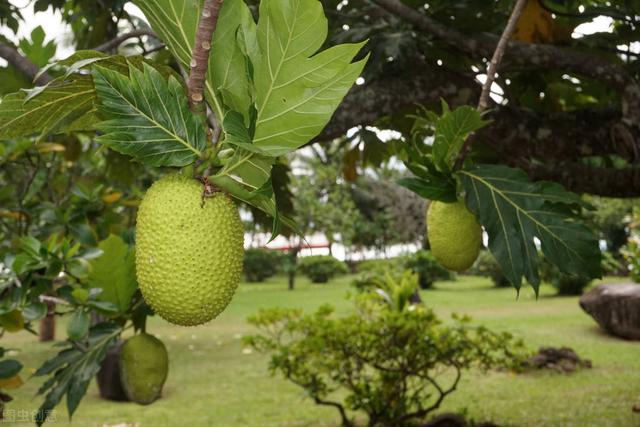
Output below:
[0,0,639,201]
[310,0,640,198]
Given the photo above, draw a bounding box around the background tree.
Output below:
[585,196,637,255]
[303,0,640,198]
[3,0,639,199]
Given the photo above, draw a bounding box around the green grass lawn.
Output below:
[3,275,640,427]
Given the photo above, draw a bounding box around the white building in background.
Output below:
[244,232,421,262]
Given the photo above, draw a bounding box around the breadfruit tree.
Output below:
[0,0,627,422]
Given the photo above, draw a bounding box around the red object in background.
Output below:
[268,243,329,251]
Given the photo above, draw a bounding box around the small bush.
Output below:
[247,272,527,427]
[243,248,283,282]
[356,252,452,289]
[404,250,453,289]
[472,250,511,288]
[540,259,592,296]
[622,242,640,282]
[298,255,348,283]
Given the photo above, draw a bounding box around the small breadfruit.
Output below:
[427,201,482,272]
[135,174,244,326]
[120,333,168,405]
[0,310,24,332]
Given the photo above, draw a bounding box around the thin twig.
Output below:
[477,0,528,111]
[143,44,167,56]
[39,295,70,306]
[455,0,528,170]
[187,0,224,114]
[93,29,158,53]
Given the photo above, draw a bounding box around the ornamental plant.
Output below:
[246,271,528,427]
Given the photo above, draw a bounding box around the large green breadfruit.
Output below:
[120,333,168,405]
[136,174,244,326]
[427,201,482,272]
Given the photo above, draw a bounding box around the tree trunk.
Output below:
[38,301,55,342]
[96,340,130,401]
[409,288,422,304]
[288,246,300,291]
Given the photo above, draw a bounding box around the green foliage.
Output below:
[539,259,592,296]
[92,63,207,167]
[471,250,511,288]
[601,251,624,276]
[398,103,488,203]
[459,164,601,294]
[243,248,283,282]
[622,242,640,283]
[246,277,527,427]
[404,249,453,289]
[66,309,91,340]
[0,51,179,141]
[132,0,226,119]
[585,196,636,253]
[0,348,23,417]
[252,0,367,155]
[34,322,122,425]
[0,74,97,140]
[431,103,490,172]
[0,235,103,326]
[19,26,56,68]
[298,255,348,283]
[401,105,602,295]
[133,0,368,227]
[0,358,22,380]
[88,235,137,314]
[356,251,452,290]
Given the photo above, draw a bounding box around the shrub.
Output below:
[356,251,452,289]
[404,250,453,289]
[540,259,592,296]
[247,273,527,427]
[472,250,511,288]
[243,248,283,282]
[298,255,348,283]
[622,242,640,282]
[601,250,624,276]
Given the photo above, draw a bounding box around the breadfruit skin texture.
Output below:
[135,174,244,326]
[120,333,168,405]
[427,201,482,272]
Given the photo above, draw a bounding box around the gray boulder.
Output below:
[579,283,640,340]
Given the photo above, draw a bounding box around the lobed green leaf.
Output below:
[92,63,207,167]
[458,164,601,294]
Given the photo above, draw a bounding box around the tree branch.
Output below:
[313,396,354,427]
[0,42,52,85]
[454,0,527,170]
[477,0,527,111]
[187,0,224,114]
[93,29,159,53]
[315,65,640,196]
[370,0,640,127]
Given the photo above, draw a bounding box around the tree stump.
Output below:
[579,283,640,340]
[38,301,55,342]
[96,340,130,402]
